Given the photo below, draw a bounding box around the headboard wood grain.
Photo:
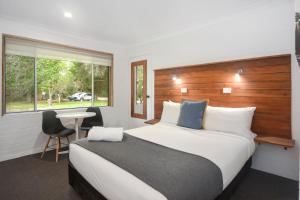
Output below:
[154,54,291,139]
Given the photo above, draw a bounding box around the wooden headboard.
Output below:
[154,54,291,140]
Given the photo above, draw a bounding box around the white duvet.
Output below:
[69,122,255,200]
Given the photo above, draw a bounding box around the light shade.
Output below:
[175,79,182,84]
[234,73,241,81]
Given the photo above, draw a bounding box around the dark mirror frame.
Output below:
[131,60,147,119]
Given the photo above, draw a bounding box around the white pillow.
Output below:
[203,106,256,139]
[160,101,181,124]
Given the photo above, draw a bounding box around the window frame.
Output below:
[1,34,114,115]
[131,60,147,119]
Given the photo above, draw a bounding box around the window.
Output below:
[131,60,147,119]
[2,35,113,114]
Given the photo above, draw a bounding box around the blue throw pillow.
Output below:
[177,100,207,129]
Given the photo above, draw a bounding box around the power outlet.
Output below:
[181,88,188,93]
[223,88,232,94]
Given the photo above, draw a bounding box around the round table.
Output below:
[56,112,96,140]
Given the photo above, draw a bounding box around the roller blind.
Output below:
[5,36,113,66]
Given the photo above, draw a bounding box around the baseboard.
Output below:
[0,147,43,162]
[0,144,69,162]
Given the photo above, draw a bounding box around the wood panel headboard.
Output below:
[154,54,291,140]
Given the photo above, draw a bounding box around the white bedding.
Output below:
[69,122,255,200]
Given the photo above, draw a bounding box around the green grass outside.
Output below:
[7,100,108,113]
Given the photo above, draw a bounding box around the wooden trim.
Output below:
[255,136,295,149]
[131,60,147,119]
[144,119,160,125]
[154,54,292,140]
[143,61,147,118]
[108,55,114,106]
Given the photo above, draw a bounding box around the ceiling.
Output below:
[0,0,269,45]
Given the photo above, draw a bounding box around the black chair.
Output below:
[41,110,75,162]
[81,107,103,137]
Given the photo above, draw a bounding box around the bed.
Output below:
[69,122,255,200]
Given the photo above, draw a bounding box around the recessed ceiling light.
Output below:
[64,12,72,18]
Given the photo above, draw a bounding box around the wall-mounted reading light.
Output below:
[234,69,243,82]
[175,79,182,84]
[172,75,182,84]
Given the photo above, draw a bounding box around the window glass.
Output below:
[93,65,110,107]
[3,35,113,114]
[5,55,35,112]
[131,60,147,119]
[135,65,144,114]
[36,58,93,110]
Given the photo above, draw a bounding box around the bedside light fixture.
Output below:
[175,79,182,84]
[172,75,182,84]
[234,69,243,82]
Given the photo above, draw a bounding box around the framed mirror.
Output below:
[131,60,147,119]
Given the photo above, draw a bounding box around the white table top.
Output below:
[56,112,96,119]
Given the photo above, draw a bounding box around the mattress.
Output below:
[69,122,255,200]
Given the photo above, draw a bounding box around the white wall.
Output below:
[0,17,131,162]
[127,0,299,180]
[0,0,298,182]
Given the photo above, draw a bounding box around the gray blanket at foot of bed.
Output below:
[73,134,223,200]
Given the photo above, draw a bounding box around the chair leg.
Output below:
[59,137,61,150]
[85,130,89,138]
[55,137,61,162]
[41,136,51,159]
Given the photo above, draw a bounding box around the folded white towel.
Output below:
[87,127,124,142]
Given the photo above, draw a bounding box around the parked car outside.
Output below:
[82,93,92,101]
[68,92,88,101]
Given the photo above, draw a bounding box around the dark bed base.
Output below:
[69,157,252,200]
